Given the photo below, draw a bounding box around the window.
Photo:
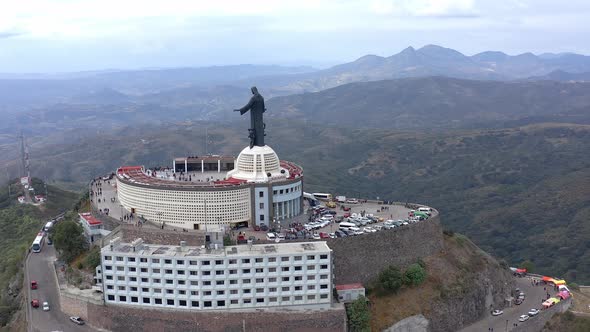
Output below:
[107,285,114,290]
[105,265,112,270]
[242,259,250,264]
[107,295,115,301]
[269,287,277,292]
[204,301,212,307]
[294,286,302,291]
[231,299,239,304]
[255,268,263,273]
[230,289,238,294]
[167,299,174,306]
[106,275,113,280]
[269,297,277,302]
[268,257,276,262]
[269,267,276,273]
[308,285,315,290]
[273,190,277,195]
[131,287,138,291]
[216,280,224,285]
[178,270,185,275]
[215,260,224,265]
[179,300,187,306]
[153,288,162,293]
[203,281,211,286]
[166,289,174,294]
[282,296,290,301]
[140,268,147,273]
[260,214,265,221]
[321,284,328,289]
[202,271,211,276]
[255,258,263,263]
[259,191,264,197]
[320,275,328,279]
[282,277,289,282]
[153,278,161,284]
[294,266,302,271]
[178,280,185,285]
[164,259,172,264]
[152,268,160,274]
[166,279,173,284]
[256,298,264,303]
[307,255,315,260]
[307,295,316,300]
[259,202,264,209]
[320,254,328,259]
[256,288,264,293]
[190,260,198,265]
[141,278,148,283]
[320,265,328,270]
[152,259,160,264]
[141,297,150,304]
[282,267,289,272]
[190,271,198,276]
[256,278,264,283]
[177,260,184,265]
[229,279,237,285]
[307,275,315,280]
[165,269,173,274]
[217,290,225,295]
[116,256,123,262]
[279,190,284,194]
[242,269,251,274]
[215,270,224,275]
[127,257,136,262]
[191,291,198,296]
[294,276,302,281]
[282,287,289,291]
[243,299,251,304]
[204,291,212,296]
[119,295,127,302]
[118,286,125,291]
[104,256,112,261]
[229,259,237,264]
[320,294,328,299]
[281,257,289,262]
[140,258,147,263]
[131,296,138,303]
[154,298,162,304]
[269,277,277,282]
[129,267,136,272]
[243,279,251,284]
[229,269,237,275]
[191,301,199,307]
[142,287,149,292]
[244,289,251,294]
[294,296,303,301]
[190,281,198,286]
[116,266,124,271]
[308,265,315,270]
[294,256,302,261]
[117,276,124,281]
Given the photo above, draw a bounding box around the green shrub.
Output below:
[520,260,535,273]
[347,296,371,332]
[84,247,101,269]
[378,266,403,294]
[404,263,427,286]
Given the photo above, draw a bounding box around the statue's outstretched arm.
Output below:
[234,96,255,115]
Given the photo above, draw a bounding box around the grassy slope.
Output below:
[369,233,506,331]
[0,179,79,327]
[541,311,590,332]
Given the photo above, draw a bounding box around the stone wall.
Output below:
[326,215,444,285]
[60,295,346,332]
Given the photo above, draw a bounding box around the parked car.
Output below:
[491,309,504,316]
[31,299,39,308]
[31,280,38,290]
[518,315,530,322]
[319,232,330,239]
[47,237,53,245]
[42,301,50,311]
[515,299,524,305]
[528,308,540,316]
[312,233,321,240]
[342,206,351,211]
[329,233,337,239]
[70,316,85,325]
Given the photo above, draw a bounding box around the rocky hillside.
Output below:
[371,232,514,332]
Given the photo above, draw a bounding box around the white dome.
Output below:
[228,145,286,182]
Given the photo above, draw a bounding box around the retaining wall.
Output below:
[327,214,444,285]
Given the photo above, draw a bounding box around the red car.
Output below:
[343,206,351,211]
[343,213,350,218]
[31,281,38,290]
[319,232,330,239]
[31,299,39,308]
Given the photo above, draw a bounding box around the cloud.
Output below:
[0,30,24,39]
[370,0,478,17]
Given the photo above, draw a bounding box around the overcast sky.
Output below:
[1,0,589,72]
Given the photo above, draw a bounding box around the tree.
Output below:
[520,260,535,273]
[84,246,101,269]
[347,296,371,332]
[53,220,87,263]
[378,266,403,293]
[404,263,427,286]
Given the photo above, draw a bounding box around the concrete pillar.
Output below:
[201,160,204,173]
[173,159,176,173]
[218,159,221,173]
[184,159,188,173]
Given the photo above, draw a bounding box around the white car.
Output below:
[363,227,376,233]
[528,308,540,316]
[518,314,530,322]
[329,233,337,239]
[353,230,364,236]
[312,233,321,240]
[42,301,50,311]
[491,309,503,316]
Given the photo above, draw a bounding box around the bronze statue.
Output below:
[234,86,266,148]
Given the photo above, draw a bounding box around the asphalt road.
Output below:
[460,276,558,332]
[25,242,95,332]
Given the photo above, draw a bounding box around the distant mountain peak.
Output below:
[472,51,509,62]
[417,44,466,58]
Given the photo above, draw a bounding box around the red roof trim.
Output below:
[79,212,102,225]
[335,283,364,291]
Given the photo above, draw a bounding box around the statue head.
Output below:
[251,86,259,95]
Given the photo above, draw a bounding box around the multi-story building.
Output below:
[96,237,333,310]
[116,145,304,230]
[79,212,110,243]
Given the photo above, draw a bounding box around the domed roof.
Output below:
[228,145,284,182]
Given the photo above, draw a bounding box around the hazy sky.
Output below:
[1,0,589,72]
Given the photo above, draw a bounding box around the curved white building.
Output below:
[116,145,304,230]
